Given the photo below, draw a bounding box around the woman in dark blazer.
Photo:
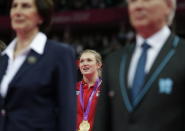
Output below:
[0,0,76,131]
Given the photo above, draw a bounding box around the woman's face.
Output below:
[10,0,42,32]
[79,52,101,76]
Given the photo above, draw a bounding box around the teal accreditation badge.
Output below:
[159,78,173,95]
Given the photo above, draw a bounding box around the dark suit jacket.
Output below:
[0,40,77,131]
[93,33,185,131]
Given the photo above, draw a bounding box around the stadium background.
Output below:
[0,0,185,57]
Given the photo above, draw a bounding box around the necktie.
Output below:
[131,42,150,103]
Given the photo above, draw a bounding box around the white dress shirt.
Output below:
[0,32,47,97]
[128,26,171,87]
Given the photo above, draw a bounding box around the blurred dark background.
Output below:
[0,0,185,57]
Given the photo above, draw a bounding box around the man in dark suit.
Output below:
[93,0,185,131]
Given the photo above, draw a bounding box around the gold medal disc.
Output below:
[78,120,90,131]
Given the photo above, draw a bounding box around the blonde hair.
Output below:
[79,49,102,77]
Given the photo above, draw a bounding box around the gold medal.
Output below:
[78,120,90,131]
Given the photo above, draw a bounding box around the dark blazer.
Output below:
[93,33,185,131]
[0,40,77,131]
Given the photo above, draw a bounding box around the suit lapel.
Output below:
[132,34,180,107]
[0,54,9,100]
[119,43,135,112]
[7,50,42,95]
[144,34,176,83]
[0,55,8,82]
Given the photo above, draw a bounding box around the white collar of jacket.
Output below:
[2,32,47,58]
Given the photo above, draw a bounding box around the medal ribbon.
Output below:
[79,78,102,120]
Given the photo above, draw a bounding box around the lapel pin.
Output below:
[27,56,37,64]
